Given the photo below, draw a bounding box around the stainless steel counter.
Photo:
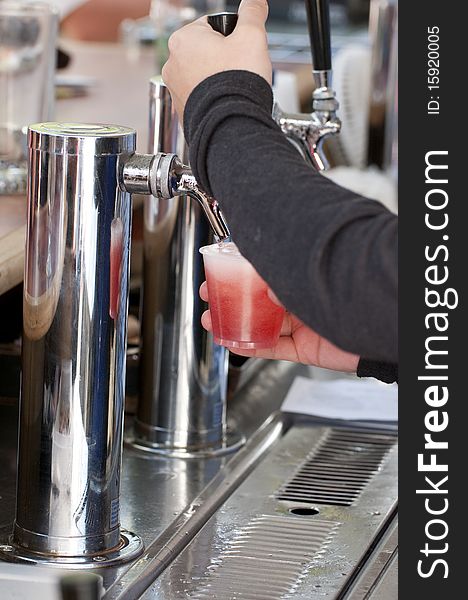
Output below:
[0,361,398,598]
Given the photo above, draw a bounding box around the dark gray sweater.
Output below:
[184,71,397,382]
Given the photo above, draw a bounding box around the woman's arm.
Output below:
[162,0,397,365]
[184,70,397,363]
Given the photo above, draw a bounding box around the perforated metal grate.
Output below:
[276,428,397,507]
[191,514,339,599]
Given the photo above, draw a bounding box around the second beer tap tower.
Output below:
[128,11,245,457]
[128,78,241,456]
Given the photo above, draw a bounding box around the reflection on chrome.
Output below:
[12,123,143,565]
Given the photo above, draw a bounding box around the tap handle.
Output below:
[304,0,332,72]
[207,12,238,36]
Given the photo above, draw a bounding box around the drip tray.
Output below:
[105,414,397,600]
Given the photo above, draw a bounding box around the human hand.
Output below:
[199,282,360,373]
[162,0,272,119]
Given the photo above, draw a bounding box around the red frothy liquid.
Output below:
[202,243,285,349]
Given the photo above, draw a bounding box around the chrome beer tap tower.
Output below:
[127,78,241,457]
[128,13,244,457]
[0,0,340,568]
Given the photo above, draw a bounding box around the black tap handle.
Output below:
[304,0,332,71]
[207,12,238,37]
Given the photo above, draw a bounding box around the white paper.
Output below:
[281,376,398,422]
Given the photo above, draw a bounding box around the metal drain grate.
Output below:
[191,514,339,599]
[276,428,397,507]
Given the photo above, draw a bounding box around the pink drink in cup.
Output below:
[200,242,285,349]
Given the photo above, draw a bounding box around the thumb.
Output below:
[237,0,269,30]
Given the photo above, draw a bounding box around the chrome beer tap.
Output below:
[274,0,341,171]
[210,2,341,171]
[122,151,230,241]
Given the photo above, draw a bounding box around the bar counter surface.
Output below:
[0,359,398,599]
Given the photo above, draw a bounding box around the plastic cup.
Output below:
[200,242,285,349]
